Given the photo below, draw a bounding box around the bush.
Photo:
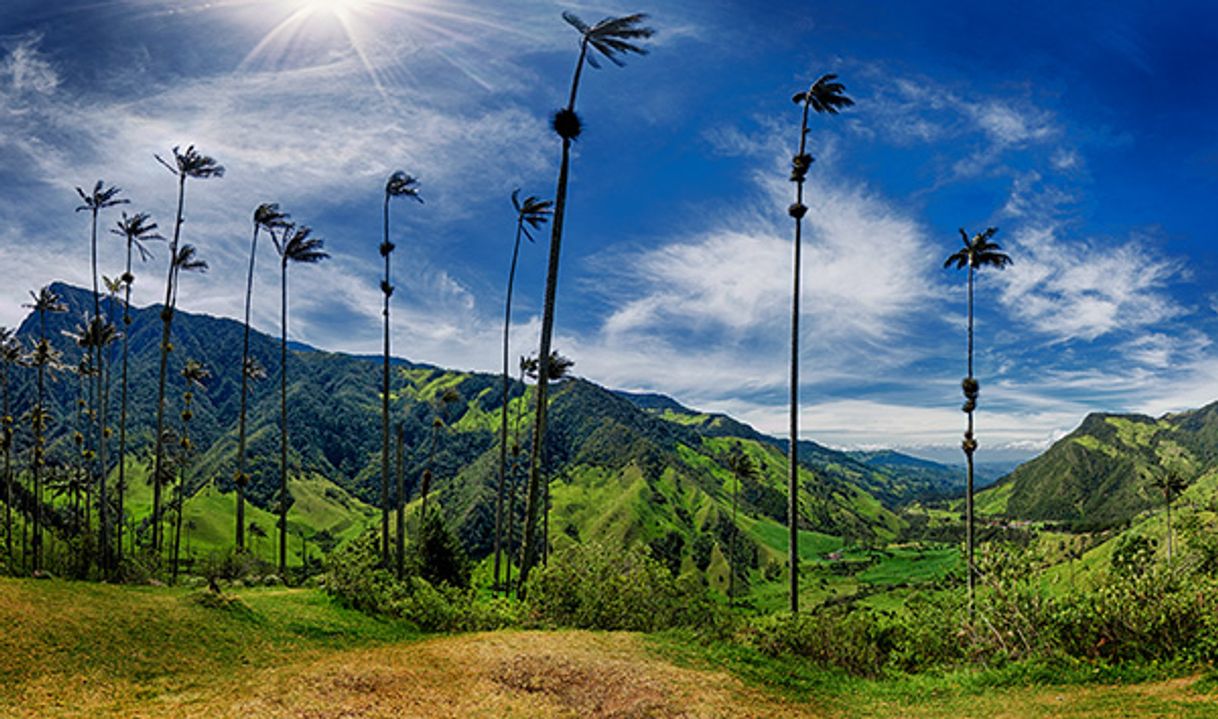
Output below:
[524,542,729,633]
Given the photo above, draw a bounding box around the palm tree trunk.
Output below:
[965,263,975,618]
[32,310,47,572]
[236,224,261,553]
[152,172,187,556]
[381,194,392,566]
[89,207,111,576]
[520,41,588,595]
[395,423,405,579]
[1165,499,1173,563]
[3,363,11,564]
[730,474,739,602]
[506,472,516,596]
[279,264,289,576]
[495,220,525,591]
[117,250,133,566]
[787,101,812,615]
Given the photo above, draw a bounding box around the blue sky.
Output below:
[2,0,1217,462]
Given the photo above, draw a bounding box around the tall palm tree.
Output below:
[23,286,67,572]
[0,328,19,564]
[380,171,422,565]
[519,11,654,594]
[522,350,573,571]
[150,145,223,557]
[944,226,1011,615]
[419,386,462,523]
[110,211,163,563]
[235,203,290,553]
[724,443,758,603]
[494,190,552,591]
[784,73,853,614]
[395,422,406,579]
[172,359,209,584]
[1145,469,1188,563]
[272,225,329,575]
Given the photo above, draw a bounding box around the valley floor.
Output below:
[2,579,1215,718]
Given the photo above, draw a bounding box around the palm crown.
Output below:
[792,73,855,114]
[563,12,654,68]
[111,211,165,264]
[523,350,574,381]
[512,190,553,241]
[155,145,226,180]
[254,203,292,236]
[385,172,423,202]
[24,287,67,315]
[274,226,329,267]
[75,180,128,213]
[944,227,1012,270]
[181,359,211,389]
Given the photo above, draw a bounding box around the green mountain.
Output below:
[7,283,944,585]
[977,404,1218,529]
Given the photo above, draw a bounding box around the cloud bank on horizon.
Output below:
[2,0,1217,460]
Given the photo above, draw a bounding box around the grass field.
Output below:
[3,577,1214,718]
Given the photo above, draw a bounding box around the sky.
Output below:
[2,0,1218,464]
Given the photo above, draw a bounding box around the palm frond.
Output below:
[156,145,225,179]
[386,171,424,202]
[111,211,165,263]
[181,359,210,388]
[797,73,854,114]
[280,226,330,265]
[174,244,208,274]
[566,12,654,68]
[254,203,292,232]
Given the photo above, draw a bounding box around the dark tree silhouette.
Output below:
[236,203,290,553]
[519,11,654,594]
[272,225,329,575]
[75,180,127,574]
[110,211,163,564]
[522,350,573,568]
[494,190,551,591]
[381,171,422,565]
[944,226,1011,615]
[724,443,758,602]
[785,73,853,614]
[151,145,222,556]
[0,328,19,564]
[22,286,67,572]
[172,359,209,584]
[1145,469,1188,563]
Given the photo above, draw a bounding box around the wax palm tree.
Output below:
[110,211,163,562]
[272,225,329,575]
[380,171,422,565]
[1145,469,1188,563]
[395,422,406,579]
[419,386,462,522]
[76,181,127,573]
[172,359,209,584]
[783,73,853,614]
[494,190,552,590]
[522,350,573,570]
[23,287,67,572]
[0,328,20,563]
[519,11,654,593]
[944,226,1011,615]
[724,443,758,603]
[150,145,222,557]
[235,203,290,553]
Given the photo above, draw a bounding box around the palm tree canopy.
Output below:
[111,211,165,263]
[522,350,575,381]
[155,145,225,179]
[64,315,119,351]
[792,73,855,114]
[75,180,128,213]
[725,443,758,482]
[254,203,292,234]
[181,359,210,388]
[23,339,65,374]
[273,225,330,267]
[243,356,268,383]
[943,227,1013,271]
[0,328,20,363]
[563,12,654,68]
[173,244,209,274]
[24,286,67,314]
[1146,469,1188,499]
[512,189,554,240]
[385,171,424,202]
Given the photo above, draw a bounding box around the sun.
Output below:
[295,0,370,20]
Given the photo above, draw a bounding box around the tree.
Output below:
[1145,468,1188,563]
[522,350,573,569]
[395,422,406,580]
[518,11,654,595]
[786,73,853,614]
[380,171,423,565]
[22,286,67,572]
[494,190,551,592]
[272,224,329,575]
[944,226,1011,615]
[75,181,127,574]
[150,145,223,556]
[724,442,758,602]
[110,211,163,564]
[0,328,19,564]
[236,203,290,553]
[172,359,209,584]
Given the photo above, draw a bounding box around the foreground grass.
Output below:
[3,577,1216,718]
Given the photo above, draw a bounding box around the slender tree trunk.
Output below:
[395,423,405,580]
[1165,498,1173,563]
[236,224,261,553]
[964,263,976,618]
[730,473,739,602]
[506,467,516,596]
[2,363,11,564]
[381,194,392,566]
[495,220,525,591]
[32,311,47,573]
[117,246,133,566]
[152,173,187,556]
[89,206,112,576]
[279,264,288,576]
[787,102,812,615]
